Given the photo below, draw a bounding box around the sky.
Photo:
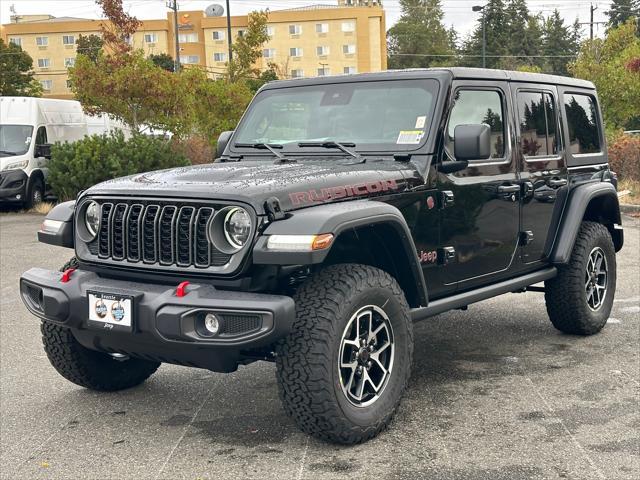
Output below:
[0,0,613,40]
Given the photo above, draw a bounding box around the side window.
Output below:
[35,126,48,145]
[564,93,601,154]
[517,91,559,157]
[447,89,505,158]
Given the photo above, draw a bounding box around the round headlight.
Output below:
[85,201,100,238]
[223,207,251,250]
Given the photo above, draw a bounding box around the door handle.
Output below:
[497,185,520,193]
[549,178,568,187]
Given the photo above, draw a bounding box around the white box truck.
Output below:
[0,97,128,208]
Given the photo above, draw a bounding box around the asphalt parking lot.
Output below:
[0,212,638,480]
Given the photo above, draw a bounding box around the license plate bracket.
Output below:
[87,291,134,332]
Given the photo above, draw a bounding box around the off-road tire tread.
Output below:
[275,263,413,444]
[545,221,615,335]
[39,258,160,391]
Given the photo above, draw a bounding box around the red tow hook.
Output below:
[176,281,190,297]
[61,268,76,283]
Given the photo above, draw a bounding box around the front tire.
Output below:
[275,264,413,444]
[545,221,616,335]
[40,258,160,391]
[25,178,44,209]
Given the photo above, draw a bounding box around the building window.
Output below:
[237,30,246,38]
[290,69,304,78]
[213,52,226,62]
[62,35,75,45]
[343,44,356,54]
[341,21,356,32]
[64,57,76,67]
[66,79,72,89]
[564,93,601,154]
[266,26,275,37]
[9,37,22,47]
[316,46,329,56]
[289,47,303,57]
[179,55,199,64]
[144,33,158,43]
[447,89,505,158]
[40,80,53,91]
[37,58,51,68]
[317,67,331,76]
[212,30,225,41]
[289,24,302,35]
[344,66,357,74]
[517,91,558,157]
[315,23,329,33]
[36,36,49,46]
[178,33,197,43]
[263,48,276,59]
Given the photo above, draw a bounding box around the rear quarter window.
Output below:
[564,93,601,155]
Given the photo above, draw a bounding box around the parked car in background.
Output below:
[0,97,129,208]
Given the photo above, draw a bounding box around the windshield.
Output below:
[233,79,439,154]
[0,125,33,157]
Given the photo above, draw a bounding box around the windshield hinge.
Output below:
[265,196,285,221]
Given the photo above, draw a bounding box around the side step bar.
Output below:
[411,267,557,322]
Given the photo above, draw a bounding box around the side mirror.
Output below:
[35,143,52,159]
[215,131,233,158]
[454,124,491,161]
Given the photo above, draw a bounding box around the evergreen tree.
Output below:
[387,0,455,68]
[0,39,43,96]
[542,10,581,75]
[149,53,175,72]
[461,0,510,68]
[606,0,640,35]
[500,0,544,70]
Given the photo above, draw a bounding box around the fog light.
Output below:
[204,313,220,335]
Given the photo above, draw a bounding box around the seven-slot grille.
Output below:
[91,201,230,269]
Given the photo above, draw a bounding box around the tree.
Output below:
[461,0,510,68]
[500,0,544,70]
[606,0,640,35]
[149,53,175,72]
[245,66,279,93]
[0,39,42,96]
[542,10,581,75]
[387,0,456,68]
[227,10,270,82]
[569,19,640,131]
[76,34,104,63]
[96,0,141,55]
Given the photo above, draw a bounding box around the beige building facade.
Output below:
[1,2,386,99]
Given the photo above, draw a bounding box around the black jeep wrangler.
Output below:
[20,68,623,444]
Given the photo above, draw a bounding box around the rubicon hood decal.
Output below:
[290,179,399,206]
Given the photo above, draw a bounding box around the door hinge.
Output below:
[439,246,456,265]
[440,190,455,208]
[519,231,534,246]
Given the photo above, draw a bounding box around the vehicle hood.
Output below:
[84,160,419,214]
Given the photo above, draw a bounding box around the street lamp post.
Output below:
[472,5,486,68]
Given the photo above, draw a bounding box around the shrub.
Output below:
[48,131,189,200]
[608,134,640,181]
[171,135,214,165]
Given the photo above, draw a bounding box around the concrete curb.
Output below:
[620,204,640,214]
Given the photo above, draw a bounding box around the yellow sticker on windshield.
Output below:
[397,130,424,145]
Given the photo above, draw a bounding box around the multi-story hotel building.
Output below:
[0,0,386,99]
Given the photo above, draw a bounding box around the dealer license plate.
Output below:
[87,291,133,332]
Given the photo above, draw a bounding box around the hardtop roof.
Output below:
[263,67,595,90]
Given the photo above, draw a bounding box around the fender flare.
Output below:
[547,182,622,264]
[253,200,429,306]
[37,200,75,248]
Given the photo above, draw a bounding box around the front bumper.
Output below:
[0,169,27,202]
[20,268,295,372]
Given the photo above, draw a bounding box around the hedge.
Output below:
[48,131,189,200]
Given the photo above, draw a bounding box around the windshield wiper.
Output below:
[297,141,363,162]
[234,142,285,159]
[0,150,18,155]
